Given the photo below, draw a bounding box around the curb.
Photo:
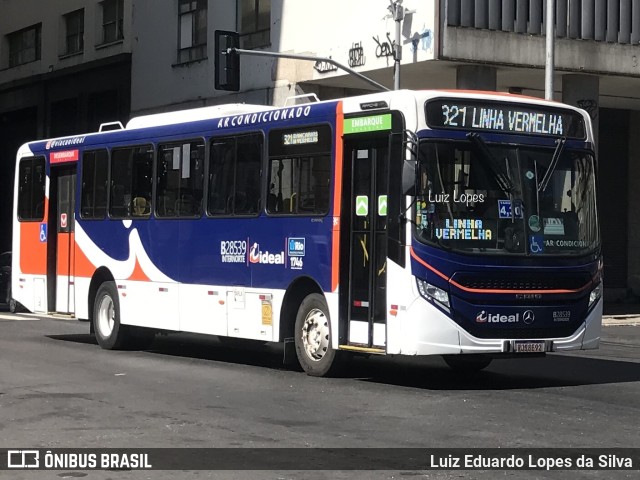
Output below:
[602,316,640,326]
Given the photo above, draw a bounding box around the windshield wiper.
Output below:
[466,132,514,195]
[538,136,567,193]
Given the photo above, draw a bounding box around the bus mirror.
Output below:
[214,30,240,91]
[402,159,416,195]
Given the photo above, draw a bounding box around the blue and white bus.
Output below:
[12,90,602,376]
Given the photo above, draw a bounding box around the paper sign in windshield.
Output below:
[543,218,565,235]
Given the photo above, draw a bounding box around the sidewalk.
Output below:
[602,315,640,326]
[603,303,640,326]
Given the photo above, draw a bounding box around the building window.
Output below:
[7,24,42,67]
[101,0,124,44]
[238,0,270,49]
[178,0,207,63]
[64,9,84,55]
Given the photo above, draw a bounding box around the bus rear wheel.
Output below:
[443,354,492,373]
[9,297,19,313]
[294,293,340,377]
[93,281,128,350]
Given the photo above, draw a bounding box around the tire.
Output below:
[443,354,492,373]
[93,281,128,350]
[294,293,340,377]
[9,297,18,314]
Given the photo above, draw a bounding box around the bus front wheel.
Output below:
[294,293,340,377]
[443,354,492,373]
[93,281,128,350]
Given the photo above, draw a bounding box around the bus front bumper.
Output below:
[398,298,603,356]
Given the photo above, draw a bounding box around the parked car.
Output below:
[0,251,19,313]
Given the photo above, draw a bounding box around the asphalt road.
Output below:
[0,308,639,480]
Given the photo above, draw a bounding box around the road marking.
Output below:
[0,313,40,321]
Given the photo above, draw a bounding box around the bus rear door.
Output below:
[47,164,76,314]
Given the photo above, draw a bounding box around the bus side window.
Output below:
[17,157,46,222]
[208,142,234,215]
[110,145,153,219]
[234,134,262,215]
[209,133,262,216]
[267,125,332,216]
[81,149,108,219]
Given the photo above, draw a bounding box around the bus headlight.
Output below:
[588,281,602,309]
[416,279,450,308]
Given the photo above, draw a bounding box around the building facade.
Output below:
[2,0,640,300]
[0,0,132,252]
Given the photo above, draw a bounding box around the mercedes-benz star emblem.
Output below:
[523,310,535,325]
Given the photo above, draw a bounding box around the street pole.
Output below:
[545,0,555,100]
[390,0,405,91]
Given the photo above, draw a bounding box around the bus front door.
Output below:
[341,137,389,350]
[47,165,76,314]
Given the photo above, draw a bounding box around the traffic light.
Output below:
[214,30,240,91]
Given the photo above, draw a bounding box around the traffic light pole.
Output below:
[226,47,390,92]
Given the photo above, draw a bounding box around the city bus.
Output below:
[12,90,602,376]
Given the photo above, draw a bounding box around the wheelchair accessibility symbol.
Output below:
[529,235,544,254]
[39,224,47,243]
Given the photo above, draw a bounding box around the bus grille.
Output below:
[452,272,591,291]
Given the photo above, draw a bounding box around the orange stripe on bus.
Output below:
[410,247,588,294]
[19,200,49,276]
[128,257,151,282]
[331,101,344,292]
[410,247,449,281]
[74,235,97,278]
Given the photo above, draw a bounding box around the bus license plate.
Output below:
[513,341,546,353]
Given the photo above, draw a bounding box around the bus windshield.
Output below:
[413,139,599,256]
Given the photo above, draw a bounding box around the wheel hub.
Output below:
[301,308,329,361]
[97,295,115,338]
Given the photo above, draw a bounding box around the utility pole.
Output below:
[389,0,404,91]
[545,0,555,100]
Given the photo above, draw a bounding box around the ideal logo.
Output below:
[249,242,285,265]
[475,310,520,323]
[288,238,305,257]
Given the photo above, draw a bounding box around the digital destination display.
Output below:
[283,130,319,146]
[425,99,586,139]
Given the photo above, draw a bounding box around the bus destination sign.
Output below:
[425,99,586,139]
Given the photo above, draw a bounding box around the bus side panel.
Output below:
[72,230,99,320]
[118,279,179,331]
[74,220,180,331]
[178,283,227,337]
[13,171,49,314]
[385,256,415,355]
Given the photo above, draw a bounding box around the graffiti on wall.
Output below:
[314,58,338,74]
[577,99,598,121]
[411,27,432,53]
[372,33,395,58]
[348,42,366,68]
